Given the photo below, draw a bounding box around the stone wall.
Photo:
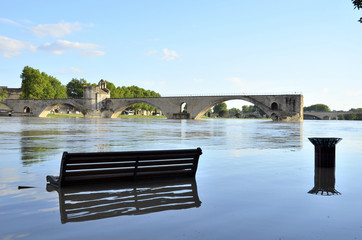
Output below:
[0,87,22,100]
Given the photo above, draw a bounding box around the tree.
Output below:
[241,105,265,116]
[242,105,255,113]
[48,75,67,99]
[349,108,362,113]
[20,66,46,99]
[229,108,241,118]
[20,66,67,99]
[213,103,227,116]
[304,104,331,112]
[66,78,89,98]
[352,0,362,23]
[0,87,8,103]
[104,81,161,113]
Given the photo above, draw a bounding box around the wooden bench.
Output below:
[46,148,202,187]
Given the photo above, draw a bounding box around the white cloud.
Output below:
[161,48,179,61]
[28,21,83,37]
[0,18,21,26]
[143,50,158,56]
[39,40,101,55]
[0,36,36,58]
[58,67,85,75]
[70,66,85,73]
[80,50,106,57]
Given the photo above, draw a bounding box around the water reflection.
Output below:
[308,167,341,196]
[47,178,201,224]
[0,117,305,171]
[21,130,63,165]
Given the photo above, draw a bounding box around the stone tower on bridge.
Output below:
[83,79,110,117]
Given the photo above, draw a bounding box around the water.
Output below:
[1,117,362,240]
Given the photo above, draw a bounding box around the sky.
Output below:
[0,0,361,111]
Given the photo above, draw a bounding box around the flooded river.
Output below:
[1,117,362,239]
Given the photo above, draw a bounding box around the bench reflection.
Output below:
[47,178,201,224]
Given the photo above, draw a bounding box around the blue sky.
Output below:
[0,0,361,110]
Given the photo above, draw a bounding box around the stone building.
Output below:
[83,79,111,112]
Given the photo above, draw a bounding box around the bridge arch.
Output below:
[23,106,31,113]
[180,102,187,113]
[271,102,278,111]
[37,102,84,117]
[303,114,321,120]
[107,99,164,119]
[193,96,272,120]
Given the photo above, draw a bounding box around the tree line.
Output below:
[304,103,362,120]
[210,102,265,118]
[19,66,161,112]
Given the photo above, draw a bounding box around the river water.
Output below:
[1,117,362,240]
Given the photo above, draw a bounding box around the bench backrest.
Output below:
[58,148,202,186]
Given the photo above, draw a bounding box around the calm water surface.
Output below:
[1,117,362,240]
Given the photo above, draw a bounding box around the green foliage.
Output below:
[66,78,90,98]
[0,87,8,102]
[229,108,241,118]
[213,103,227,115]
[349,108,362,113]
[241,105,265,116]
[303,104,331,112]
[339,113,362,120]
[352,0,362,23]
[219,110,228,117]
[105,81,161,112]
[242,105,256,113]
[20,66,67,99]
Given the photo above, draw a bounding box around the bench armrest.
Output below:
[46,175,60,187]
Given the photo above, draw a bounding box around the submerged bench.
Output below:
[46,148,202,187]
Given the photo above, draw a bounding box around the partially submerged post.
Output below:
[308,138,342,168]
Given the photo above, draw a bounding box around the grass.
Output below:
[118,115,166,119]
[47,113,84,118]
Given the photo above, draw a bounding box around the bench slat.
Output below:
[65,164,193,177]
[66,153,198,164]
[67,149,200,158]
[65,159,195,170]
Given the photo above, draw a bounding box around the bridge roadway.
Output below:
[2,94,304,122]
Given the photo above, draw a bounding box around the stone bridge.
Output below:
[3,94,303,121]
[2,94,304,122]
[304,111,353,120]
